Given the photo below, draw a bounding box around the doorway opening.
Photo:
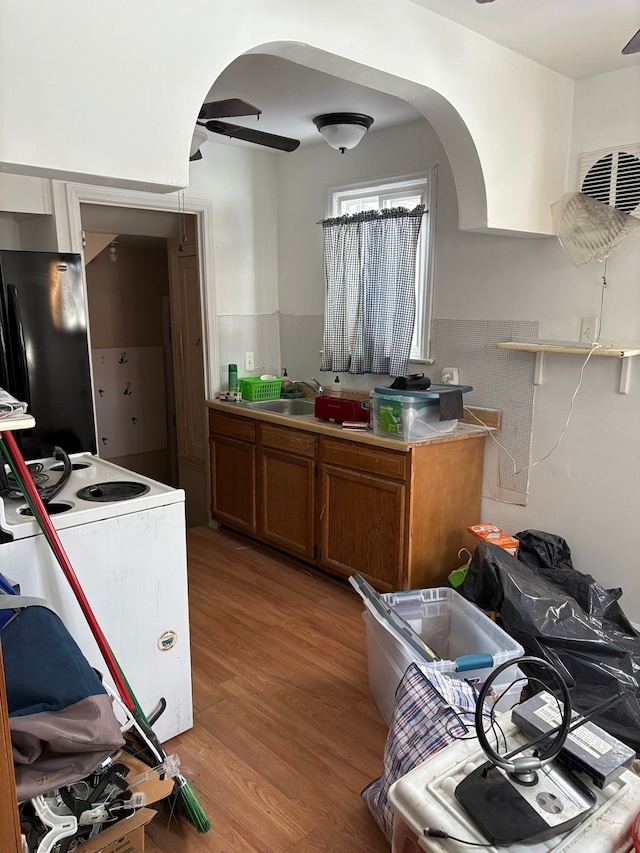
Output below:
[80,203,208,527]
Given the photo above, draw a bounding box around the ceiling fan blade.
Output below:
[205,120,300,152]
[622,27,640,55]
[199,98,262,120]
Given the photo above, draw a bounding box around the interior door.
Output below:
[168,227,207,526]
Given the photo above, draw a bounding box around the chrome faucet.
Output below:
[292,378,324,396]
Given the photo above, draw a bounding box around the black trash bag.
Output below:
[515,529,635,634]
[460,539,640,753]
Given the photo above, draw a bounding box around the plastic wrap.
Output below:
[460,532,640,752]
[516,530,635,633]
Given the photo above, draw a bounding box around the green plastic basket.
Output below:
[238,377,283,401]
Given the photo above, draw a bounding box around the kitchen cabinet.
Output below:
[0,174,51,215]
[208,404,485,592]
[318,435,484,591]
[319,439,407,591]
[209,411,316,556]
[209,411,256,534]
[258,424,317,560]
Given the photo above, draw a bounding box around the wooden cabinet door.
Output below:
[258,447,316,560]
[319,464,405,592]
[210,435,256,534]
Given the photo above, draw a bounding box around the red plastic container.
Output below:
[314,396,370,423]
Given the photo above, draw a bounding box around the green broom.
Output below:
[0,433,210,833]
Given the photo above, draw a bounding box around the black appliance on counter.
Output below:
[0,251,97,460]
[389,373,432,391]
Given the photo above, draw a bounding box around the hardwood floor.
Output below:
[145,525,390,853]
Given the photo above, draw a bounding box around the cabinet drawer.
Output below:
[260,424,316,457]
[321,438,407,481]
[209,410,256,443]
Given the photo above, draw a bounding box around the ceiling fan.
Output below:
[622,27,640,55]
[190,97,300,160]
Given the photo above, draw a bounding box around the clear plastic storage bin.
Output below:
[372,384,472,441]
[362,586,524,724]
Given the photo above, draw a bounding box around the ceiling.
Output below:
[81,204,180,239]
[409,0,640,80]
[197,2,639,154]
[201,55,422,150]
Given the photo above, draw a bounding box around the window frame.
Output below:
[327,169,437,363]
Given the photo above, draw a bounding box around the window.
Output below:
[329,170,436,362]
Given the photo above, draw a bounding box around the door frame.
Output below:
[63,182,218,402]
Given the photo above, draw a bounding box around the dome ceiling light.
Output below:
[313,113,374,154]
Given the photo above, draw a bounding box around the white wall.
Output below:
[277,85,640,622]
[188,142,279,317]
[0,214,20,248]
[0,0,574,233]
[186,141,282,384]
[570,67,640,161]
[278,121,442,317]
[1,6,638,618]
[446,70,640,621]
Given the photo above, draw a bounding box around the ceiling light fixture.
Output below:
[313,113,374,153]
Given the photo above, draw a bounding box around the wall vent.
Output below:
[577,144,640,218]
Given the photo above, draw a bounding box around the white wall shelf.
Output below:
[496,340,640,394]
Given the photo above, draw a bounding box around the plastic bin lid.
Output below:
[348,574,440,663]
[374,383,472,400]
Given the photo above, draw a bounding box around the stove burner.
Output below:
[6,463,49,487]
[19,501,73,516]
[3,463,50,500]
[50,462,92,472]
[76,481,150,502]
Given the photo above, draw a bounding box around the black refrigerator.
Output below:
[0,250,97,461]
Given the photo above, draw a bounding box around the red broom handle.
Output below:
[2,431,134,710]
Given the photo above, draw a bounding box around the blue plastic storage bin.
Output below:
[372,384,472,441]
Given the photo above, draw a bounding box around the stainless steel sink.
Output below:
[241,398,316,416]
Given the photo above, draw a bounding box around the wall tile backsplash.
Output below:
[429,319,538,501]
[217,313,281,389]
[277,314,538,502]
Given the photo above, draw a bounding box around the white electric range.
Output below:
[0,453,193,743]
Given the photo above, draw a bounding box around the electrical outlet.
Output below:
[441,367,459,385]
[244,352,255,371]
[580,316,599,343]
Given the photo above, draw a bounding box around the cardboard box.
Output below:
[75,807,156,853]
[468,523,519,557]
[121,753,176,805]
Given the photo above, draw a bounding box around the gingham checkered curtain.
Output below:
[320,206,424,376]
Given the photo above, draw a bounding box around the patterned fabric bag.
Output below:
[361,663,480,842]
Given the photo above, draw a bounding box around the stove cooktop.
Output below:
[0,453,184,539]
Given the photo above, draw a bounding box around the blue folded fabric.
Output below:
[2,603,124,801]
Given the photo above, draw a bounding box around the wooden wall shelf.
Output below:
[496,340,640,394]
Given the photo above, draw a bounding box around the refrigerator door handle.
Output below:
[7,284,31,404]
